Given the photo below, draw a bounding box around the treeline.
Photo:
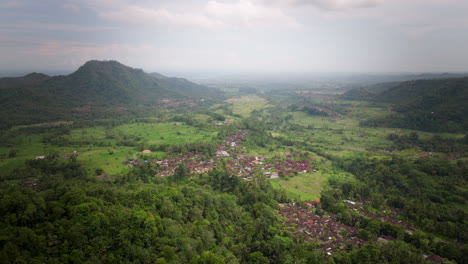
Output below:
[356,77,468,133]
[150,142,217,157]
[386,132,468,153]
[360,110,467,133]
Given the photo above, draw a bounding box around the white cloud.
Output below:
[99,5,220,28]
[13,41,172,71]
[0,0,26,9]
[63,3,81,14]
[98,0,300,29]
[374,0,468,37]
[0,23,115,32]
[205,0,300,28]
[65,0,128,11]
[255,0,382,10]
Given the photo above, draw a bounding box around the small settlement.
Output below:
[279,200,418,256]
[127,129,314,180]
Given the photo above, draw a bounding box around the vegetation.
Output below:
[1,68,466,263]
[0,60,223,129]
[345,77,468,133]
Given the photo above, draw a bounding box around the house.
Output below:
[425,255,444,264]
[419,154,429,158]
[18,179,37,187]
[270,172,279,178]
[35,156,45,160]
[216,150,230,157]
[142,150,151,153]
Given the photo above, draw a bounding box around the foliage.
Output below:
[323,156,467,263]
[0,158,326,263]
[0,60,223,129]
[358,77,468,132]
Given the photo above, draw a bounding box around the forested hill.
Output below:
[374,77,468,103]
[0,72,50,89]
[42,60,220,106]
[0,60,222,128]
[344,77,468,133]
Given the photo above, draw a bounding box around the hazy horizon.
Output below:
[1,0,468,75]
[2,65,467,81]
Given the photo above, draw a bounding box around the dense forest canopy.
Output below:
[342,77,468,133]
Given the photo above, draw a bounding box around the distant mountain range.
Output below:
[0,60,222,129]
[344,77,468,133]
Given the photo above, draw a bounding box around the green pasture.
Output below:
[287,111,392,154]
[270,171,325,201]
[68,126,108,141]
[77,147,134,176]
[0,121,219,178]
[225,95,272,117]
[113,122,217,146]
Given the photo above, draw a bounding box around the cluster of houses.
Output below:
[279,200,421,256]
[155,153,215,177]
[279,203,365,255]
[125,129,315,180]
[214,119,234,126]
[346,201,417,231]
[224,156,313,179]
[216,130,314,179]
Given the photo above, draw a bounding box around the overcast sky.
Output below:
[1,0,467,75]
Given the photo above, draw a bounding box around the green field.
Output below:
[225,95,272,117]
[270,166,355,201]
[0,121,219,177]
[270,172,324,201]
[113,123,217,145]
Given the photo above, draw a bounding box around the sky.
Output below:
[1,0,468,76]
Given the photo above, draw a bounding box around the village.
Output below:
[131,129,314,180]
[23,127,446,263]
[278,199,423,257]
[279,202,365,256]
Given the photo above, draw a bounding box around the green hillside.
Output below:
[345,77,468,132]
[0,72,50,89]
[0,60,222,129]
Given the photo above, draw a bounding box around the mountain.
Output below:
[356,77,468,132]
[0,60,222,128]
[43,60,219,106]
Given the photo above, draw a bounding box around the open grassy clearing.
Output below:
[286,111,393,158]
[270,172,324,201]
[225,95,272,117]
[113,122,217,146]
[0,121,219,177]
[68,126,107,141]
[77,147,134,175]
[0,134,54,175]
[270,167,355,201]
[10,121,74,131]
[286,106,464,159]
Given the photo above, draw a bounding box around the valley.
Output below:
[0,61,466,263]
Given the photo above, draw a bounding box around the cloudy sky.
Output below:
[1,0,467,75]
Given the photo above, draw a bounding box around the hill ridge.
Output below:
[0,60,222,128]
